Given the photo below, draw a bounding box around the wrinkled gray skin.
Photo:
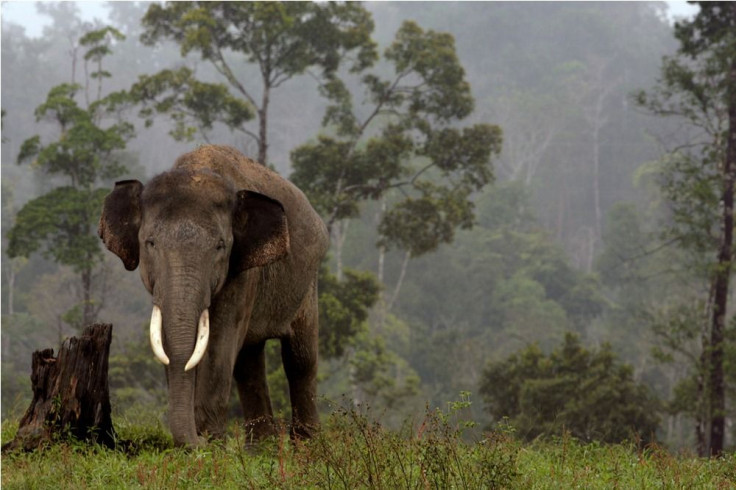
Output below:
[99,145,329,447]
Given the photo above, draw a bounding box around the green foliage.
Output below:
[7,26,134,329]
[634,3,735,260]
[388,181,607,411]
[291,20,502,257]
[18,83,132,187]
[348,327,422,410]
[80,26,125,88]
[130,67,254,142]
[8,187,108,271]
[596,203,655,291]
[142,2,376,75]
[675,2,736,64]
[140,1,377,161]
[480,333,660,444]
[378,182,476,257]
[318,264,381,359]
[635,1,736,455]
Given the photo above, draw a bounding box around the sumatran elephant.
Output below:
[99,145,329,447]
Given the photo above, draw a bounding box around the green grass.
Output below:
[2,405,735,489]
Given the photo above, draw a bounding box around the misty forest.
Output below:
[2,0,736,465]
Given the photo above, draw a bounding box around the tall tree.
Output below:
[636,1,736,456]
[290,21,501,296]
[7,27,133,329]
[138,1,376,165]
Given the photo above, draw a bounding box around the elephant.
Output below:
[98,145,329,447]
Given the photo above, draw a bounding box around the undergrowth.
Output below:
[2,395,735,489]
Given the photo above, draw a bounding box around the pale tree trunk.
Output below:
[347,347,364,408]
[591,105,604,241]
[377,246,385,284]
[572,56,618,265]
[490,91,559,185]
[386,251,411,312]
[583,61,614,252]
[332,220,350,282]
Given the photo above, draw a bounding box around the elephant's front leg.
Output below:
[193,325,240,440]
[193,369,233,440]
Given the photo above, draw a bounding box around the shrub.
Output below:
[479,333,660,444]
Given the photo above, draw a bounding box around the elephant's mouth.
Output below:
[149,305,210,372]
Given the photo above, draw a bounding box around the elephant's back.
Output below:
[174,146,326,237]
[172,145,288,199]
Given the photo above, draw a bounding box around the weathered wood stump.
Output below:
[2,323,116,452]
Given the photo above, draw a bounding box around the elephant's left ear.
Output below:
[231,190,290,273]
[99,179,143,271]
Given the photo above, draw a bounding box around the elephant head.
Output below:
[98,168,289,445]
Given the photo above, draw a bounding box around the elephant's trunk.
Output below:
[153,268,211,447]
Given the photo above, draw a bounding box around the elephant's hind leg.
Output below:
[281,283,320,439]
[234,341,276,441]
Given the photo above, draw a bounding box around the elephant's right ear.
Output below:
[98,179,143,271]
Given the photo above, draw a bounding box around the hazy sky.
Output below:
[2,1,111,37]
[1,1,700,39]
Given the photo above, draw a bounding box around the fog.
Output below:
[2,2,725,451]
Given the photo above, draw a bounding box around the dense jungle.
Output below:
[2,1,736,472]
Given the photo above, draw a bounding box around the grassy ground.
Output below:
[2,405,735,489]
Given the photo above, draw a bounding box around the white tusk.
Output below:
[149,305,170,366]
[184,309,210,372]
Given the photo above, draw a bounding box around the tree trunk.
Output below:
[591,106,603,244]
[387,251,411,312]
[2,324,116,452]
[707,52,736,457]
[333,220,350,282]
[257,83,270,165]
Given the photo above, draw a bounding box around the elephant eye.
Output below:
[216,239,226,251]
[145,239,155,249]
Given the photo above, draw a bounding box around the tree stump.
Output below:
[2,323,116,452]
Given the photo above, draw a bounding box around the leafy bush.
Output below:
[480,333,660,444]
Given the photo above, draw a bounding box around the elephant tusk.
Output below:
[184,309,209,372]
[150,305,170,366]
